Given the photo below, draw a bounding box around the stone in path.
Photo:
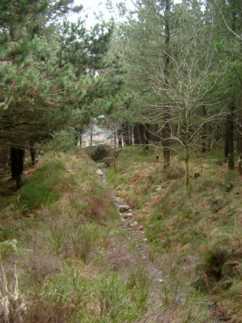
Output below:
[96,166,165,322]
[96,169,104,176]
[118,204,130,213]
[122,212,133,219]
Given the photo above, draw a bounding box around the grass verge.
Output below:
[107,146,242,322]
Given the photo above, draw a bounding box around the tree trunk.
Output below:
[162,114,171,169]
[134,124,141,144]
[113,127,117,149]
[185,145,191,194]
[30,146,36,166]
[227,106,235,170]
[129,125,133,145]
[163,0,171,169]
[10,147,25,189]
[123,123,132,145]
[131,125,135,145]
[80,129,83,147]
[226,4,236,170]
[141,124,148,144]
[118,130,122,147]
[0,146,8,174]
[201,106,207,153]
[146,124,160,143]
[224,117,229,162]
[90,124,93,146]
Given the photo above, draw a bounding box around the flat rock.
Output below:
[114,197,123,204]
[130,221,138,227]
[123,212,133,219]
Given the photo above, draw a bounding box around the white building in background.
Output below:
[82,124,113,147]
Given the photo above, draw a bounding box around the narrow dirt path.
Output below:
[97,168,165,323]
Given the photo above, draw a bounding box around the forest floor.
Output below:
[0,147,242,322]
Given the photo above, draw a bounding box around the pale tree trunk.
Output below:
[224,116,229,162]
[163,116,171,169]
[201,106,207,153]
[113,128,117,149]
[80,130,83,148]
[121,135,125,148]
[90,124,94,146]
[131,125,135,145]
[184,145,191,195]
[227,105,235,170]
[226,6,236,170]
[117,128,124,148]
[163,0,171,169]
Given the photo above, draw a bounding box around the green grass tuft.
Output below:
[19,160,64,211]
[41,266,148,323]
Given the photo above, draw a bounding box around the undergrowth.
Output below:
[39,266,148,323]
[0,150,148,322]
[19,160,64,211]
[3,144,241,322]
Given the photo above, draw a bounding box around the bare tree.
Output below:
[145,32,226,191]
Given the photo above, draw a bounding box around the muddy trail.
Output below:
[97,167,165,323]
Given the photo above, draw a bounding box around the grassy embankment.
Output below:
[0,150,149,323]
[107,146,242,322]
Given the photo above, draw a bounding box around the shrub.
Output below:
[85,144,112,162]
[19,160,64,211]
[0,239,18,260]
[48,220,106,263]
[164,163,185,180]
[41,268,147,322]
[194,247,231,292]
